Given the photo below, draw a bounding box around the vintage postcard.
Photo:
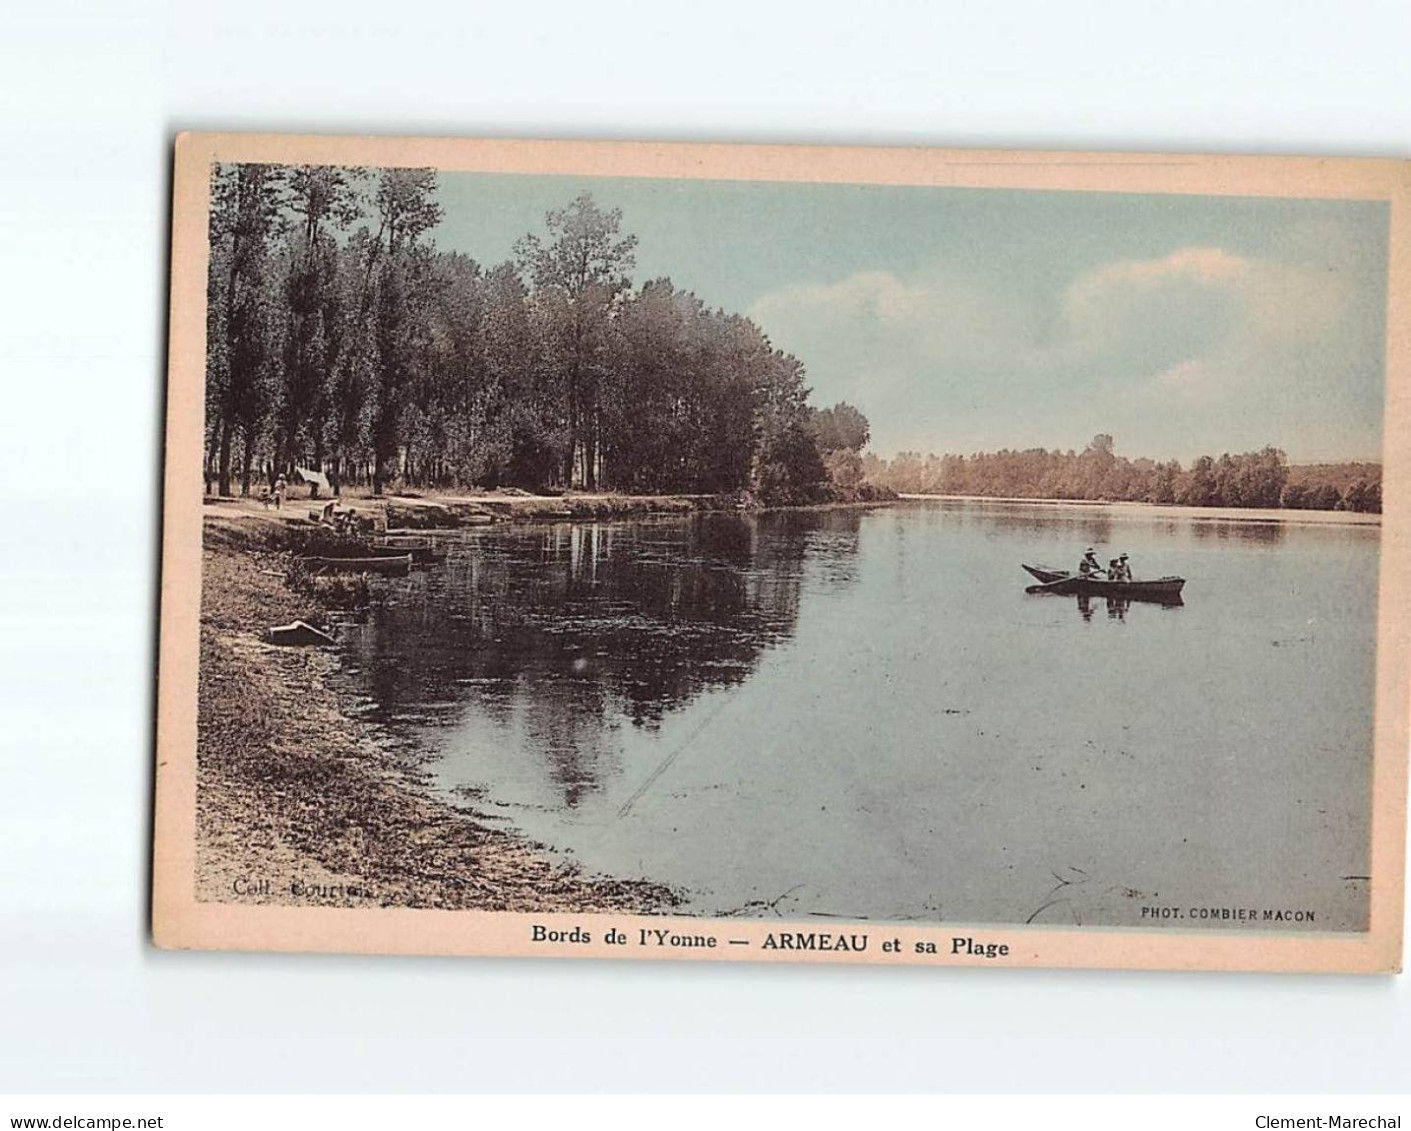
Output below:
[153,133,1409,972]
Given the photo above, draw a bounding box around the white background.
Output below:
[2,0,1409,1094]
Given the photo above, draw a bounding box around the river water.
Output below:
[333,499,1379,931]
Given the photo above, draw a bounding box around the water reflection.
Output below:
[1050,591,1184,621]
[937,501,1116,546]
[1190,518,1286,543]
[328,499,1375,928]
[1074,594,1138,622]
[1073,594,1134,622]
[338,511,862,806]
[930,497,1300,547]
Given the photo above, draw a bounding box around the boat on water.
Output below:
[1022,564,1076,585]
[372,536,446,563]
[1020,563,1185,602]
[303,554,413,577]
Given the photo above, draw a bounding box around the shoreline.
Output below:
[195,488,897,914]
[196,523,679,913]
[898,493,1381,526]
[194,485,1374,913]
[202,484,898,534]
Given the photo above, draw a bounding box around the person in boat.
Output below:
[1108,555,1123,580]
[1078,548,1106,578]
[1113,553,1132,582]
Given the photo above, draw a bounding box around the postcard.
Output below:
[153,133,1408,972]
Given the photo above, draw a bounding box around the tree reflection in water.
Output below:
[337,510,863,807]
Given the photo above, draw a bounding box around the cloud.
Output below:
[1076,246,1249,290]
[747,244,1371,457]
[1059,248,1251,378]
[1062,247,1353,381]
[749,268,1035,382]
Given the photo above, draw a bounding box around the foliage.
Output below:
[811,401,871,489]
[206,163,287,497]
[812,402,871,453]
[863,436,1380,513]
[203,170,839,506]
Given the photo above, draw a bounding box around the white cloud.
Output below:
[747,245,1368,456]
[749,268,1036,382]
[1062,247,1353,381]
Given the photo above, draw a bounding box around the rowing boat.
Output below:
[303,554,413,577]
[372,537,446,563]
[1020,563,1185,601]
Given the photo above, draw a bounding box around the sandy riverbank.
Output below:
[204,483,897,532]
[899,494,1381,526]
[203,489,738,529]
[195,522,678,912]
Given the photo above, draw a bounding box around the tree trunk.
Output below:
[584,408,598,491]
[217,417,234,497]
[309,433,324,499]
[271,429,289,490]
[240,425,259,497]
[373,451,385,496]
[566,376,579,487]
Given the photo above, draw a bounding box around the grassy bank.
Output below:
[196,521,677,912]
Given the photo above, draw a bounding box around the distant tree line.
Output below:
[863,434,1382,513]
[204,164,870,504]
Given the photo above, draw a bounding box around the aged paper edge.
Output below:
[152,133,1410,973]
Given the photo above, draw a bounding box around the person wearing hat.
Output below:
[1110,553,1132,582]
[1078,547,1105,578]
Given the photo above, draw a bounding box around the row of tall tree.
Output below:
[863,435,1382,513]
[204,165,866,503]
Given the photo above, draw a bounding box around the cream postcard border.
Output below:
[153,134,1410,973]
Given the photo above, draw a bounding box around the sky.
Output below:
[430,171,1390,464]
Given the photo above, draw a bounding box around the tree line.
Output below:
[863,435,1382,513]
[204,164,870,504]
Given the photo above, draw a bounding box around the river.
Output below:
[333,499,1379,931]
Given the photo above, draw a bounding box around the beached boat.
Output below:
[373,537,446,563]
[267,620,336,647]
[303,554,413,577]
[1020,563,1186,601]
